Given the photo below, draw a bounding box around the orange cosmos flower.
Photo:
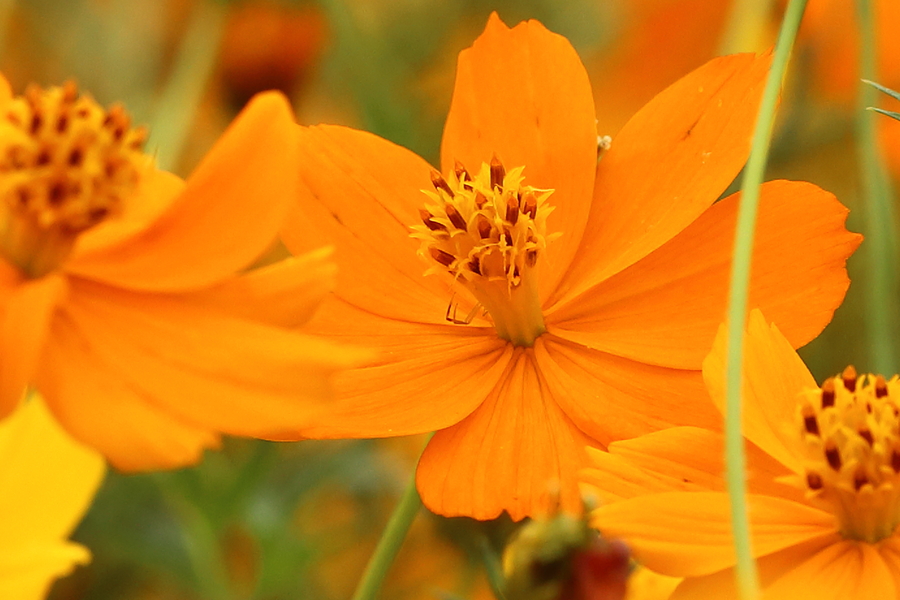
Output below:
[282,13,860,520]
[0,394,105,600]
[586,310,900,599]
[0,78,361,470]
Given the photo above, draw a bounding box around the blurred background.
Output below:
[4,0,896,598]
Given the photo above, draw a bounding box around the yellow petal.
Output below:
[0,541,91,600]
[0,396,104,598]
[0,395,105,544]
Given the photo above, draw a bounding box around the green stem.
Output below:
[148,0,226,173]
[724,1,807,599]
[152,471,233,600]
[351,436,432,600]
[478,534,507,600]
[856,0,898,374]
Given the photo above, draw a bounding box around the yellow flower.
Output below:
[0,395,104,600]
[584,310,900,598]
[0,78,363,470]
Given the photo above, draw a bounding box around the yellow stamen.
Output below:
[411,158,558,347]
[790,369,900,542]
[0,81,150,277]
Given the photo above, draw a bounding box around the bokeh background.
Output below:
[5,0,897,598]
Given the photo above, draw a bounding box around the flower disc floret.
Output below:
[411,157,558,347]
[791,366,900,542]
[0,81,150,277]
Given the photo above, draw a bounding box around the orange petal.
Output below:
[547,180,860,369]
[534,335,719,446]
[184,246,335,328]
[283,124,454,323]
[0,273,66,417]
[581,427,800,505]
[668,534,843,600]
[703,309,813,474]
[297,306,512,438]
[761,540,895,600]
[69,169,185,259]
[53,278,365,443]
[875,534,900,595]
[591,491,835,577]
[66,91,298,292]
[550,52,771,307]
[440,13,598,302]
[37,316,220,470]
[0,73,11,103]
[416,348,598,521]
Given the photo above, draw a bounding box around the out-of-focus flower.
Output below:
[590,0,900,135]
[503,511,630,600]
[503,509,680,600]
[219,1,327,108]
[0,78,362,470]
[283,13,859,521]
[585,310,900,599]
[0,394,105,600]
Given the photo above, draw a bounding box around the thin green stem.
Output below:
[478,534,507,600]
[351,435,432,600]
[148,0,226,173]
[856,0,898,374]
[152,471,233,600]
[724,1,807,599]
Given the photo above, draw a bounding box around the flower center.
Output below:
[0,82,149,278]
[794,366,900,543]
[411,157,557,347]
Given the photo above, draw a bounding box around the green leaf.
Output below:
[868,107,900,122]
[863,79,900,104]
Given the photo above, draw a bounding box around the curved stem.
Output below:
[856,0,898,374]
[724,1,808,599]
[351,435,432,600]
[149,0,226,173]
[152,471,232,600]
